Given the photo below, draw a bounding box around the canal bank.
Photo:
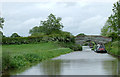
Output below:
[2,42,74,75]
[105,41,120,59]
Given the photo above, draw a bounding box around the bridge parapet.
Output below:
[75,35,112,45]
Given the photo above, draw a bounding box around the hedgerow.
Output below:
[2,34,75,45]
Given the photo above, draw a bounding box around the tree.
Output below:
[0,31,6,38]
[0,17,4,30]
[109,1,120,34]
[41,13,63,35]
[101,1,120,40]
[112,1,120,30]
[11,33,21,38]
[101,19,112,36]
[76,33,86,36]
[29,26,45,36]
[0,17,4,36]
[0,17,4,43]
[29,13,64,36]
[2,35,6,38]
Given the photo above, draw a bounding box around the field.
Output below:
[2,42,73,73]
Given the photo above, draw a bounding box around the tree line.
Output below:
[1,13,73,38]
[1,14,76,44]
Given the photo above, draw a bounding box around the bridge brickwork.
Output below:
[75,35,112,45]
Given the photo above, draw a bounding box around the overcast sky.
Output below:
[2,0,118,36]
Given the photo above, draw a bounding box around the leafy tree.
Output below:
[29,13,63,36]
[112,1,120,30]
[0,32,6,38]
[101,19,112,36]
[41,13,63,35]
[0,17,4,30]
[76,33,86,36]
[29,26,45,36]
[11,33,21,38]
[2,35,6,38]
[101,1,120,40]
[0,17,4,37]
[107,32,118,41]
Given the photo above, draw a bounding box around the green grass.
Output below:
[105,41,120,56]
[2,42,73,73]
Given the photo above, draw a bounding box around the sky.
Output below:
[1,0,118,37]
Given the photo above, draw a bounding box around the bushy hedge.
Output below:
[105,41,120,56]
[2,34,75,45]
[2,36,42,45]
[69,44,82,51]
[83,43,88,46]
[57,42,82,51]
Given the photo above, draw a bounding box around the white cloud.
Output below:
[78,0,118,3]
[2,1,116,36]
[35,2,56,10]
[62,15,107,35]
[1,0,118,2]
[0,3,2,16]
[76,15,107,35]
[3,18,42,36]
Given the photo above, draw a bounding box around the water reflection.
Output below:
[38,58,118,75]
[102,59,118,75]
[39,60,62,75]
[118,59,120,76]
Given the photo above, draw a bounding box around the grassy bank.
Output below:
[2,42,73,73]
[105,41,120,57]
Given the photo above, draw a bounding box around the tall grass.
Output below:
[105,41,120,56]
[2,42,73,73]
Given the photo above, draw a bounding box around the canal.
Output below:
[13,46,119,75]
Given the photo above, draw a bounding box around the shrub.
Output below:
[57,42,82,51]
[83,43,88,46]
[71,44,82,51]
[105,41,120,56]
[112,41,119,47]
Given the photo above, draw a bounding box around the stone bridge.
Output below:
[75,35,112,45]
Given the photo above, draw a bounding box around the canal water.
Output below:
[13,46,119,75]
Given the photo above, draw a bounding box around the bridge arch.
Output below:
[75,35,112,45]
